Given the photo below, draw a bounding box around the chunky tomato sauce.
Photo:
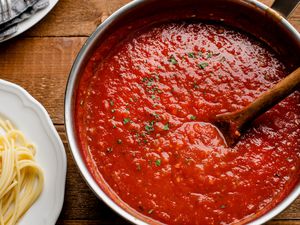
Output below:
[75,22,300,224]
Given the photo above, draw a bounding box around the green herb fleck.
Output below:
[155,159,161,166]
[106,147,113,153]
[130,98,134,102]
[151,95,156,100]
[147,81,154,87]
[190,115,197,120]
[220,205,226,209]
[123,118,130,124]
[145,121,155,133]
[113,124,117,129]
[111,109,115,113]
[168,55,178,65]
[163,123,170,131]
[188,52,196,58]
[207,52,213,58]
[110,100,114,106]
[198,62,209,69]
[145,125,153,132]
[218,74,223,79]
[117,139,122,144]
[152,113,160,119]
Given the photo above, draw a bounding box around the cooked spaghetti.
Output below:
[0,118,44,225]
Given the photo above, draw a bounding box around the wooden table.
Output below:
[0,0,299,224]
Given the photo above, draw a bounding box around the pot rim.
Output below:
[64,1,300,225]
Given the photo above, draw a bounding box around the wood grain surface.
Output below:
[0,0,299,224]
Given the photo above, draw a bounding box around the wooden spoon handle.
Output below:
[232,67,300,128]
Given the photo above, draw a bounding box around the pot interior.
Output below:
[67,0,300,224]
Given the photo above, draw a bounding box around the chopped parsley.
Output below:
[220,205,226,209]
[151,113,160,119]
[147,81,154,87]
[111,109,115,113]
[188,52,196,58]
[109,100,114,106]
[207,52,213,58]
[117,139,122,144]
[154,74,160,81]
[163,123,170,131]
[123,118,130,124]
[145,125,153,132]
[151,95,156,100]
[168,55,178,65]
[190,115,197,120]
[155,159,161,166]
[145,121,155,132]
[198,62,209,69]
[106,147,113,153]
[150,87,162,94]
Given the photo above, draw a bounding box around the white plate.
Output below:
[0,79,66,225]
[0,0,59,43]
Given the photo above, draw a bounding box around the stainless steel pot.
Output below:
[65,0,300,224]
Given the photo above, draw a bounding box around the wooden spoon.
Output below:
[214,67,300,147]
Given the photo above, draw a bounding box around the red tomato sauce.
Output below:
[75,22,300,224]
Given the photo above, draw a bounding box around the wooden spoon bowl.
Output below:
[214,67,300,147]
